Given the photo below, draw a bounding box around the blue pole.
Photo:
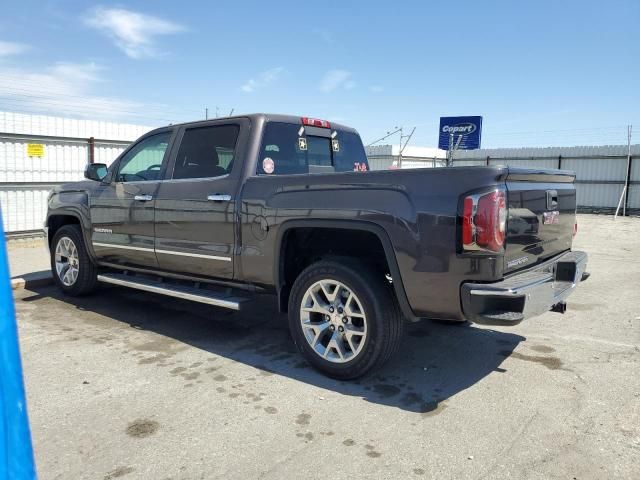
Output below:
[0,211,37,479]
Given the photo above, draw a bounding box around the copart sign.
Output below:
[438,116,483,150]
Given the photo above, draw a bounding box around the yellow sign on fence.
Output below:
[27,144,45,157]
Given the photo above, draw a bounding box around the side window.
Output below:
[173,125,240,180]
[116,132,171,182]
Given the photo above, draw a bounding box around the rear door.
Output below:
[153,120,248,279]
[504,168,576,273]
[90,130,173,268]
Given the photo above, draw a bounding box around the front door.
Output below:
[154,122,243,279]
[90,130,173,268]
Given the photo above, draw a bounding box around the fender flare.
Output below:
[274,219,418,321]
[46,208,96,261]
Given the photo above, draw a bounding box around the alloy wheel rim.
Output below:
[299,279,368,363]
[54,236,79,286]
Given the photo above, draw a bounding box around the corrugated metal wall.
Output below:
[0,111,152,233]
[452,144,640,211]
[368,144,639,213]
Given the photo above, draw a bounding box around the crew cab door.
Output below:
[90,130,174,268]
[153,120,247,279]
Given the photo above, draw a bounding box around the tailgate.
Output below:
[504,168,576,274]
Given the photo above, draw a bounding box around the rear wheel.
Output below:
[50,225,98,296]
[288,260,404,379]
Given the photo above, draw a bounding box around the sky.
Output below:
[0,0,639,148]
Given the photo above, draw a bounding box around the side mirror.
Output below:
[84,163,108,182]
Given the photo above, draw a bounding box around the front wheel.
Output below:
[50,225,98,296]
[288,260,404,379]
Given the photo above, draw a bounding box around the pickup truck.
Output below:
[45,113,589,379]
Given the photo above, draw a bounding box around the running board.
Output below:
[97,273,247,311]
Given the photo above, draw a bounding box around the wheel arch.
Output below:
[46,210,94,259]
[274,219,417,321]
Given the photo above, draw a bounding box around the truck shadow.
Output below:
[22,284,525,415]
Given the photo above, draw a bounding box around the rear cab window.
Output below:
[257,121,369,175]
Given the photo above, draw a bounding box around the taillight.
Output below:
[462,197,475,245]
[461,190,507,253]
[301,117,331,128]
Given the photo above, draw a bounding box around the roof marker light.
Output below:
[301,117,331,129]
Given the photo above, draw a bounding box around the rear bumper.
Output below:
[461,250,588,326]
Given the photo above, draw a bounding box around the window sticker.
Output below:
[298,126,305,136]
[298,137,308,151]
[263,157,275,174]
[332,139,340,152]
[354,162,368,172]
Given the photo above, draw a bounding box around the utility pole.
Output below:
[615,124,632,219]
[446,133,463,167]
[397,127,403,169]
[624,124,632,217]
[398,127,416,169]
[205,107,208,120]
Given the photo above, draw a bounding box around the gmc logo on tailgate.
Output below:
[543,211,560,225]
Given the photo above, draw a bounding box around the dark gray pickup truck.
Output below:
[45,113,589,378]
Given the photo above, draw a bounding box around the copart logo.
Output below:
[441,123,477,135]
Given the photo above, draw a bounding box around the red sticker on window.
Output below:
[354,162,368,172]
[263,157,275,174]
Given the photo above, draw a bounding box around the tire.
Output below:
[288,260,404,380]
[50,225,98,296]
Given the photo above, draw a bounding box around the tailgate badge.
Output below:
[543,211,560,225]
[507,256,529,269]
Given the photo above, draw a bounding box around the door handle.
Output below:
[207,194,232,202]
[134,194,153,201]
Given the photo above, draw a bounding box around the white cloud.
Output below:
[0,41,29,57]
[84,7,185,59]
[319,70,354,93]
[0,62,148,120]
[241,67,284,93]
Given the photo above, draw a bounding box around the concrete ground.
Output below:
[7,237,49,278]
[12,214,640,480]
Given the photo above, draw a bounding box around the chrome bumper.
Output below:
[461,250,589,326]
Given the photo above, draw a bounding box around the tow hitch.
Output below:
[551,302,567,314]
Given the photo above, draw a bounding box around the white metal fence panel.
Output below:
[94,144,128,166]
[0,187,50,232]
[0,111,150,142]
[627,186,640,209]
[563,158,627,181]
[453,159,485,166]
[0,111,153,233]
[576,183,625,209]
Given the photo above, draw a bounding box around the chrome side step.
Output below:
[97,273,246,311]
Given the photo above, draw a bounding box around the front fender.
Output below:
[46,190,95,260]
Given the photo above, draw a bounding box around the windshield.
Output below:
[257,122,369,175]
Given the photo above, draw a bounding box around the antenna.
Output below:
[397,127,416,169]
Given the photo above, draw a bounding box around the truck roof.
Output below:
[154,113,358,135]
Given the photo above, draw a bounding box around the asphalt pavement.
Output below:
[12,214,640,479]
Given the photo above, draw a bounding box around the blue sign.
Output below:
[438,116,483,150]
[0,210,36,480]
